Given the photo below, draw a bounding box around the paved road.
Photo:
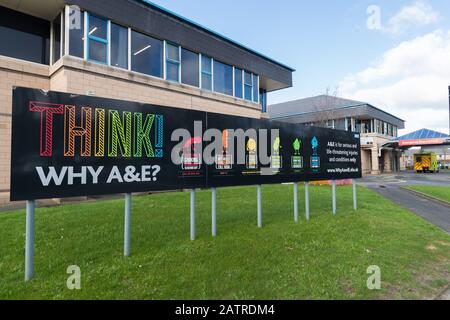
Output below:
[359,172,450,233]
[359,170,450,187]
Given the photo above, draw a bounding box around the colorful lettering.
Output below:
[94,108,105,157]
[29,102,64,157]
[108,110,132,157]
[134,113,155,157]
[64,106,92,157]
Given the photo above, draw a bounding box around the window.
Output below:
[234,68,243,98]
[346,118,353,132]
[213,60,233,96]
[252,74,259,103]
[0,6,50,64]
[87,14,108,64]
[355,121,361,133]
[181,48,199,87]
[52,14,61,64]
[375,119,382,134]
[68,7,84,58]
[335,119,346,131]
[131,30,163,78]
[201,55,213,91]
[244,71,253,101]
[260,89,267,113]
[110,23,128,69]
[166,43,180,82]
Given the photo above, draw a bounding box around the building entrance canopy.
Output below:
[384,129,450,149]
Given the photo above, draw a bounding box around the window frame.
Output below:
[244,71,253,101]
[200,54,213,91]
[180,47,200,88]
[234,67,244,99]
[50,12,64,65]
[62,7,266,103]
[252,74,259,103]
[86,13,109,65]
[109,22,129,70]
[213,59,234,97]
[130,29,164,79]
[260,89,267,113]
[165,42,181,83]
[62,5,85,60]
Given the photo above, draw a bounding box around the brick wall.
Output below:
[53,56,262,118]
[0,57,50,202]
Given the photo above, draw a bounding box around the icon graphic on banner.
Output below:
[216,130,233,170]
[181,137,202,170]
[246,138,258,169]
[310,136,320,170]
[291,138,303,169]
[271,137,282,169]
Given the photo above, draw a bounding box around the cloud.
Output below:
[340,30,450,134]
[383,0,440,35]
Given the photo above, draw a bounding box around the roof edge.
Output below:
[271,102,406,123]
[394,128,450,141]
[139,0,296,72]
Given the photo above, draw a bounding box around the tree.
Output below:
[312,87,340,129]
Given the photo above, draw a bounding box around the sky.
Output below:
[148,0,450,135]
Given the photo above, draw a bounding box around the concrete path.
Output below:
[365,182,450,233]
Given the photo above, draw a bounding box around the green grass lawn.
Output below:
[0,185,449,300]
[407,186,450,204]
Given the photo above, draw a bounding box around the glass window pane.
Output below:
[244,71,252,85]
[53,14,61,63]
[167,43,179,61]
[201,55,212,74]
[260,89,267,113]
[88,15,107,40]
[234,68,243,98]
[201,55,212,91]
[335,119,345,130]
[166,62,179,82]
[111,23,128,69]
[69,8,84,58]
[213,60,233,96]
[244,86,252,101]
[88,39,107,63]
[252,74,259,102]
[131,30,163,78]
[244,71,253,101]
[202,74,212,91]
[0,6,50,64]
[181,48,199,87]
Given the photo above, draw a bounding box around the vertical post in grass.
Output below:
[353,179,357,211]
[293,182,299,223]
[212,188,217,237]
[257,185,262,228]
[332,180,337,215]
[190,189,196,240]
[25,200,35,282]
[124,193,132,257]
[305,182,310,221]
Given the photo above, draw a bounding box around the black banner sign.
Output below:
[10,87,361,201]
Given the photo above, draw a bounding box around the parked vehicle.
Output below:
[414,152,439,173]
